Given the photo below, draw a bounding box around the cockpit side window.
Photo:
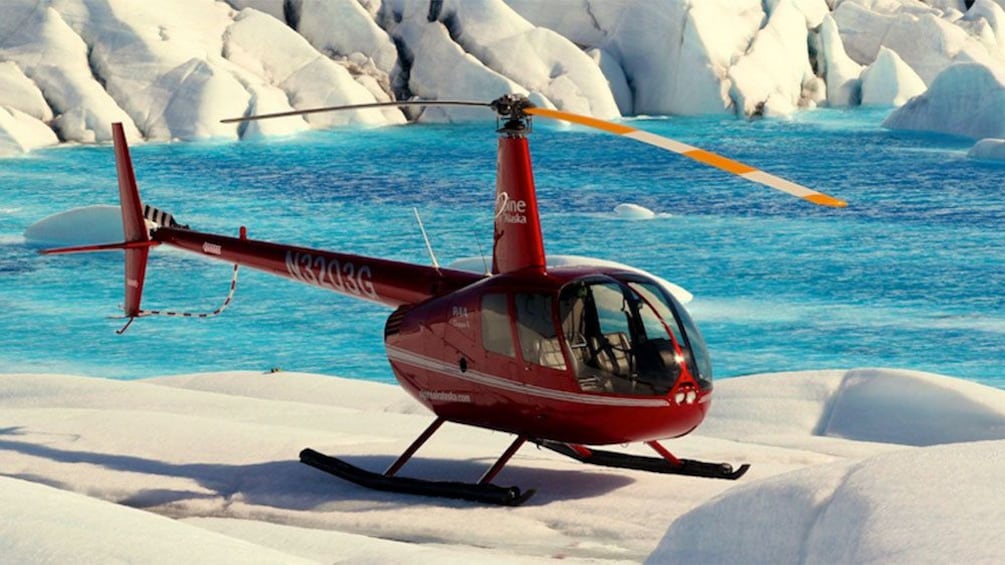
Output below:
[514,293,566,369]
[481,293,515,357]
[560,279,646,394]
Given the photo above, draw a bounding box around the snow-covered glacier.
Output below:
[2,0,1005,155]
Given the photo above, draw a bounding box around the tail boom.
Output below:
[152,227,481,308]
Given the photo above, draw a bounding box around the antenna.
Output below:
[413,208,440,272]
[474,235,490,276]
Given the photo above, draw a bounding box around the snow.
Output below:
[0,477,314,564]
[652,439,1005,564]
[4,368,1005,562]
[883,62,1005,138]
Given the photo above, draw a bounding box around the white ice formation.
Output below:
[884,62,1005,139]
[3,0,1005,155]
[613,203,657,220]
[22,204,161,245]
[968,137,1005,160]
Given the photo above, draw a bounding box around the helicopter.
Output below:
[41,94,845,505]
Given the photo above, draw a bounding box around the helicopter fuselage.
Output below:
[385,265,713,445]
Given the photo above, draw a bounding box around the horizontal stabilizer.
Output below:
[40,240,159,255]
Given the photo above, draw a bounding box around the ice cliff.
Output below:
[1,0,1004,156]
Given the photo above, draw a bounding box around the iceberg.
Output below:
[833,1,1002,84]
[729,0,823,116]
[387,5,527,122]
[295,0,399,78]
[23,205,128,245]
[223,8,402,130]
[883,62,1005,138]
[613,203,657,219]
[0,61,53,122]
[5,0,1005,146]
[507,0,762,116]
[383,0,618,121]
[0,3,140,143]
[967,137,1005,160]
[0,105,59,156]
[436,0,620,119]
[859,46,927,106]
[51,0,255,140]
[817,14,864,107]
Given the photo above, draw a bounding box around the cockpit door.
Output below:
[559,275,704,396]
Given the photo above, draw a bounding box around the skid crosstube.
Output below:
[299,448,535,506]
[536,441,750,480]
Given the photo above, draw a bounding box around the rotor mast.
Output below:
[489,95,547,275]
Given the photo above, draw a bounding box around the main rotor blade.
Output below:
[524,107,847,208]
[221,100,491,124]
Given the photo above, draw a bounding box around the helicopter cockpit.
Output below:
[477,271,712,398]
[556,274,712,396]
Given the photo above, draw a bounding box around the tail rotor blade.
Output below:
[524,107,847,208]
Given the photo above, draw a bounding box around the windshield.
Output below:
[559,275,712,395]
[624,278,712,390]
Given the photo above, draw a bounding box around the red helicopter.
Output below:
[42,94,845,505]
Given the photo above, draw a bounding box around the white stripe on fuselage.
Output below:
[385,346,669,408]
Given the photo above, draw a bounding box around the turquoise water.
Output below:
[2,108,1003,387]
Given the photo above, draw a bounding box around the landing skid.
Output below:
[537,440,750,480]
[300,448,534,506]
[300,419,749,506]
[300,417,535,506]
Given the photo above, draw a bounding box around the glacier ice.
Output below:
[884,62,1005,138]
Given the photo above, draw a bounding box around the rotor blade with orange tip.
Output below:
[524,107,847,208]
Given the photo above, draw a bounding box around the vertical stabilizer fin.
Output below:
[112,122,151,319]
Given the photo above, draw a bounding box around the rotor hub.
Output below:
[490,94,534,134]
